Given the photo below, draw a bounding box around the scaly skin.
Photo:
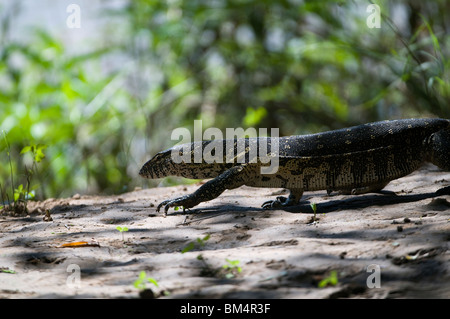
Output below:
[139,118,450,214]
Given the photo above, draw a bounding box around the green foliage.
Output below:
[133,271,159,290]
[0,268,16,274]
[1,131,42,214]
[222,258,242,279]
[116,226,129,241]
[310,203,317,220]
[14,184,34,202]
[243,107,268,127]
[318,270,339,288]
[181,234,211,253]
[116,226,129,232]
[0,2,449,199]
[20,144,47,163]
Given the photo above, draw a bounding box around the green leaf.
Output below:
[20,146,32,154]
[133,271,147,290]
[147,277,159,287]
[116,226,129,232]
[133,271,159,290]
[224,259,241,270]
[14,184,24,202]
[138,271,147,281]
[26,191,35,200]
[243,107,267,127]
[181,242,195,253]
[34,145,47,163]
[0,268,16,274]
[318,270,338,288]
[20,144,47,163]
[196,234,210,246]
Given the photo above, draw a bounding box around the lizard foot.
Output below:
[262,196,294,209]
[156,195,197,215]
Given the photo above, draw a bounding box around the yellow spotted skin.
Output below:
[139,118,450,214]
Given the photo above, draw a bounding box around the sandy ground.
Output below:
[0,164,449,299]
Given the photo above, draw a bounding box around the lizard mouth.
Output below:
[139,151,170,179]
[139,161,171,179]
[138,165,151,178]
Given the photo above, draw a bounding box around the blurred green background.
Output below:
[0,0,449,201]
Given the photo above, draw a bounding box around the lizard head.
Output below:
[139,142,225,179]
[139,142,201,179]
[139,148,175,179]
[428,124,450,171]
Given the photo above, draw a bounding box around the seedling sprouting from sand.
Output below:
[133,271,170,298]
[181,234,210,253]
[311,203,317,220]
[116,226,129,241]
[307,202,320,225]
[222,259,242,279]
[133,271,159,290]
[318,270,338,288]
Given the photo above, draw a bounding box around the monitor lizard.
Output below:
[139,118,450,215]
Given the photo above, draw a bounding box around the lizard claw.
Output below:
[156,195,198,215]
[156,199,171,214]
[261,196,289,209]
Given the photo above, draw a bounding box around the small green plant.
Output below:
[20,144,47,164]
[21,144,47,199]
[0,134,47,215]
[116,226,129,241]
[133,271,170,297]
[0,267,16,274]
[1,132,16,213]
[311,203,317,220]
[181,234,210,253]
[307,202,319,225]
[133,271,159,290]
[318,270,338,288]
[14,184,35,202]
[222,259,242,279]
[1,134,32,214]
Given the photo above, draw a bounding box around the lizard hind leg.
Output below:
[262,188,304,209]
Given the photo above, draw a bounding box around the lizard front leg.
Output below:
[262,188,304,209]
[157,164,252,215]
